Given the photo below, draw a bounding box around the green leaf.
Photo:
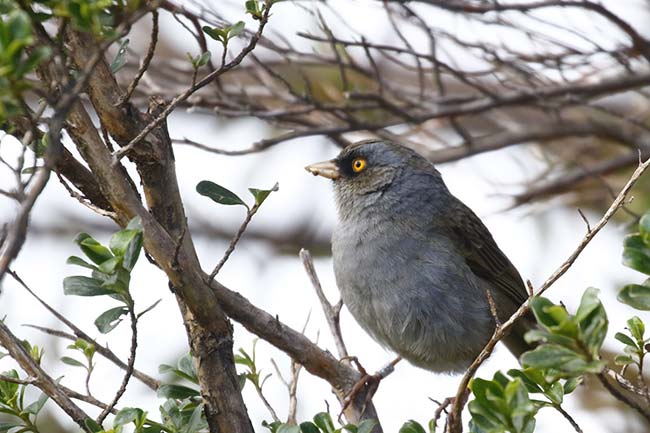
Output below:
[545,381,564,405]
[575,287,601,323]
[639,212,650,243]
[248,182,279,206]
[110,228,139,257]
[313,413,335,433]
[245,0,263,18]
[263,421,282,433]
[202,26,227,43]
[618,282,650,310]
[614,355,635,366]
[181,403,205,433]
[615,332,637,348]
[196,51,211,67]
[356,419,377,433]
[66,255,97,270]
[74,233,113,265]
[277,425,301,433]
[23,391,49,415]
[507,369,544,394]
[563,376,582,394]
[0,422,23,432]
[622,234,650,275]
[628,316,645,341]
[63,276,116,297]
[196,180,248,208]
[95,306,128,334]
[521,344,582,370]
[530,297,566,330]
[84,418,103,433]
[114,407,143,427]
[111,38,129,73]
[156,384,200,399]
[0,370,19,400]
[299,422,321,433]
[178,353,197,382]
[521,345,605,374]
[60,356,85,368]
[109,228,143,271]
[523,329,576,348]
[98,256,121,274]
[228,21,245,38]
[399,420,426,433]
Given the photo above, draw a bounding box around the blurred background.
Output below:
[2,0,650,432]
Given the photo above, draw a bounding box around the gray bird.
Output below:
[305,139,534,373]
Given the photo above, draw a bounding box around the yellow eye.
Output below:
[352,158,367,173]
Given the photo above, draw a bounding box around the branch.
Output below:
[112,2,273,161]
[118,10,159,106]
[0,321,93,431]
[300,249,348,359]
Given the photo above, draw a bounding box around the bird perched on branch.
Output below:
[305,139,534,373]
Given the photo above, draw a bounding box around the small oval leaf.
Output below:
[196,180,247,208]
[94,306,129,334]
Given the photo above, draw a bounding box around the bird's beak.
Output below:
[304,160,340,180]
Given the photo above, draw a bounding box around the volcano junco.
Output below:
[306,139,534,372]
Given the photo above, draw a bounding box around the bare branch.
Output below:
[300,249,348,359]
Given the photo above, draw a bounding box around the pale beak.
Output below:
[305,160,340,180]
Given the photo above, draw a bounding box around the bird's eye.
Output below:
[351,157,367,173]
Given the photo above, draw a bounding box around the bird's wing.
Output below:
[445,202,529,308]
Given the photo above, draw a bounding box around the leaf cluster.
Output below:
[196,180,278,210]
[618,212,650,309]
[467,288,608,433]
[63,217,143,334]
[263,412,376,433]
[0,9,50,123]
[202,21,245,47]
[0,343,48,433]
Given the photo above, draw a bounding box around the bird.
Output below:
[305,139,535,374]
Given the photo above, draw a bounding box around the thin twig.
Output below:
[119,10,159,106]
[96,298,138,423]
[0,374,37,385]
[554,404,584,433]
[112,1,273,161]
[300,249,348,359]
[208,205,258,281]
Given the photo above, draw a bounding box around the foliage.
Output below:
[64,217,143,333]
[196,180,279,211]
[262,412,376,433]
[618,212,650,309]
[460,211,650,432]
[0,343,49,433]
[202,21,245,47]
[0,9,50,123]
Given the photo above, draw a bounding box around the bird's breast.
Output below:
[331,218,495,372]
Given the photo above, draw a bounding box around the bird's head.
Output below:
[305,139,443,219]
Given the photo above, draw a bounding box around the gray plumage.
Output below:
[307,139,534,373]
